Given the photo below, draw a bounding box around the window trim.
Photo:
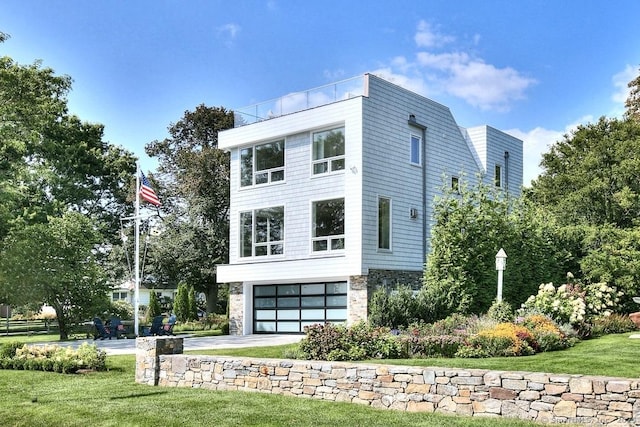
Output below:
[410,133,422,166]
[310,197,345,254]
[377,196,392,251]
[239,206,285,258]
[311,126,345,176]
[240,139,285,187]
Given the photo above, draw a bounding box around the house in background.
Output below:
[217,74,523,335]
[110,280,175,312]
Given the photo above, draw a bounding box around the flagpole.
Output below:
[134,163,141,337]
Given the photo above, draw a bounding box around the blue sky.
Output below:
[1,0,639,185]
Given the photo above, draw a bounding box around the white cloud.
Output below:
[611,64,635,104]
[378,21,536,112]
[414,20,454,48]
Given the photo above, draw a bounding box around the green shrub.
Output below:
[591,314,637,336]
[2,343,106,373]
[369,286,421,329]
[399,335,465,358]
[0,341,25,359]
[487,300,514,323]
[298,322,401,361]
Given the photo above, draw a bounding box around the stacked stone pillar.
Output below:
[135,336,184,385]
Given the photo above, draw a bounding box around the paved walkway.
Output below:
[40,334,304,355]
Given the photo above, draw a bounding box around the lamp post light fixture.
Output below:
[495,248,507,302]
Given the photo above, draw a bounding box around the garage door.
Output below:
[253,282,347,333]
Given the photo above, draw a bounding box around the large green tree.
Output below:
[529,117,640,228]
[424,179,570,316]
[145,105,234,313]
[0,37,136,323]
[0,212,110,339]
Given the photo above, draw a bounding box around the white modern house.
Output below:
[217,74,522,335]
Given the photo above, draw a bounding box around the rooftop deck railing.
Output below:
[233,75,365,127]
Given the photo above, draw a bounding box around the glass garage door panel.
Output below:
[253,282,347,334]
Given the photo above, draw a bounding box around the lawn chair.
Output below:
[149,315,164,336]
[109,316,125,339]
[160,314,176,336]
[93,317,110,340]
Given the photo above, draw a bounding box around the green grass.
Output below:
[0,354,539,427]
[200,333,640,379]
[2,333,638,426]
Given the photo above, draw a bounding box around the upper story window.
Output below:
[451,176,460,192]
[312,127,345,175]
[494,164,502,188]
[240,206,284,258]
[240,140,285,187]
[378,196,391,251]
[410,134,422,165]
[312,198,344,252]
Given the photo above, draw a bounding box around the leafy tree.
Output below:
[0,42,136,318]
[145,105,234,313]
[188,285,199,322]
[529,117,640,228]
[625,67,640,121]
[148,290,162,319]
[173,283,190,322]
[0,212,110,339]
[424,179,569,316]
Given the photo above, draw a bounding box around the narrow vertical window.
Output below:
[451,176,460,193]
[410,134,421,165]
[378,197,391,250]
[494,164,502,188]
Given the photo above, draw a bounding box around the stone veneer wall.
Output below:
[228,282,244,336]
[366,269,423,290]
[137,337,640,426]
[348,275,368,325]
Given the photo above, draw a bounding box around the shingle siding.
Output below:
[217,73,523,334]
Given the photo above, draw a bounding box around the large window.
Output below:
[312,198,344,252]
[240,206,284,257]
[378,196,391,250]
[494,164,502,188]
[253,282,347,333]
[312,127,345,175]
[410,134,421,165]
[240,140,285,187]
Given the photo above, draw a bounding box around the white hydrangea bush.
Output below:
[520,281,622,325]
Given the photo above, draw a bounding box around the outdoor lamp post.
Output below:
[495,248,507,302]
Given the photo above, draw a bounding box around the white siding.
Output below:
[218,98,365,283]
[360,75,486,273]
[218,73,523,286]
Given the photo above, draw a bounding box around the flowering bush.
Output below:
[517,314,574,352]
[460,323,536,357]
[0,342,106,373]
[583,282,622,318]
[520,283,586,324]
[520,281,622,327]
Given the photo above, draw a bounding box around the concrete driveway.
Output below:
[42,334,303,355]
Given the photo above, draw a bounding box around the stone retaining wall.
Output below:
[136,337,640,425]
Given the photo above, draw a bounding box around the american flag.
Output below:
[139,172,161,206]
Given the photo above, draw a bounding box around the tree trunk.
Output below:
[53,306,68,340]
[205,279,219,314]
